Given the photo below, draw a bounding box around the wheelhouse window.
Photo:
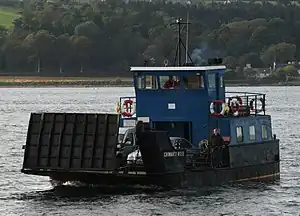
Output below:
[220,76,224,88]
[182,74,204,89]
[249,125,256,141]
[236,126,243,142]
[136,75,158,89]
[159,76,180,89]
[262,125,268,139]
[208,74,216,88]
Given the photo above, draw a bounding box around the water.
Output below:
[0,86,299,216]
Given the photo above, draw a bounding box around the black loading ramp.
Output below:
[21,113,120,174]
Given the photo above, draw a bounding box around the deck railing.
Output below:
[117,91,266,119]
[225,91,266,115]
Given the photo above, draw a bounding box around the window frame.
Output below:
[158,75,180,89]
[236,126,244,143]
[207,73,216,89]
[136,75,158,90]
[124,132,135,146]
[261,124,268,140]
[220,76,224,88]
[249,125,256,141]
[182,74,204,89]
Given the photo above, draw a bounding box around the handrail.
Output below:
[224,91,266,116]
[226,91,265,97]
[119,91,267,118]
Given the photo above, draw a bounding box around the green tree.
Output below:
[2,0,300,76]
[224,69,237,80]
[54,34,72,73]
[283,65,298,77]
[261,43,296,66]
[70,35,92,73]
[22,30,55,73]
[239,53,264,68]
[273,65,298,81]
[74,21,100,40]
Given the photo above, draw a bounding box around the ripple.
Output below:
[0,86,299,215]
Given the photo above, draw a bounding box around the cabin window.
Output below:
[220,76,224,88]
[125,133,134,145]
[208,74,216,88]
[236,126,243,142]
[159,76,180,89]
[249,125,256,141]
[136,75,158,89]
[262,125,268,139]
[182,74,204,89]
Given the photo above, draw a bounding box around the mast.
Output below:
[185,12,189,63]
[171,17,194,66]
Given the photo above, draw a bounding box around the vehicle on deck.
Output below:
[116,127,136,159]
[126,136,201,166]
[20,18,280,189]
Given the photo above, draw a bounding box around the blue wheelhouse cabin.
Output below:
[118,65,274,148]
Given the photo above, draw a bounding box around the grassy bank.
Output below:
[0,76,298,87]
[0,76,134,87]
[0,7,20,28]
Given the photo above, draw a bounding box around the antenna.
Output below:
[185,12,189,63]
[171,17,194,66]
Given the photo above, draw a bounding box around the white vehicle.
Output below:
[127,149,143,165]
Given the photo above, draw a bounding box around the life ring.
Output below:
[121,99,136,117]
[210,100,226,117]
[250,98,265,112]
[228,96,243,116]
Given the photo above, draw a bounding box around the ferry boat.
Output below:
[20,18,280,188]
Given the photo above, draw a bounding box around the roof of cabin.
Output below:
[130,66,226,71]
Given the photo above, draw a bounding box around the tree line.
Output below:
[1,0,300,78]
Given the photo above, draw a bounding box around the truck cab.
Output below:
[118,127,136,145]
[116,127,137,161]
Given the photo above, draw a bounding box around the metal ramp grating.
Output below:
[22,113,120,172]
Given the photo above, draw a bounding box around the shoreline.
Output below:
[0,83,298,88]
[0,77,298,87]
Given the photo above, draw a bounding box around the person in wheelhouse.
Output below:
[163,76,180,89]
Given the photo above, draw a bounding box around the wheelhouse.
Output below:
[117,65,272,148]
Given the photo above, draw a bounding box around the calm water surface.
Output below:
[0,86,299,216]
